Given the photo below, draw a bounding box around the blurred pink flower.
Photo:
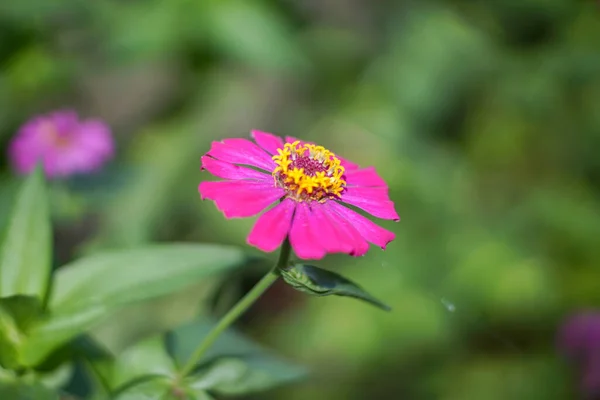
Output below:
[198,131,399,260]
[558,312,600,397]
[8,110,114,178]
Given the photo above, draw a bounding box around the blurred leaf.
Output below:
[0,166,51,301]
[113,378,172,400]
[102,0,182,62]
[167,319,306,390]
[0,369,58,400]
[279,264,391,311]
[35,363,73,391]
[203,0,307,72]
[0,382,57,400]
[20,306,107,367]
[0,295,42,334]
[187,356,306,396]
[0,295,43,368]
[110,336,176,390]
[21,244,245,366]
[114,376,214,400]
[49,244,244,313]
[0,305,21,369]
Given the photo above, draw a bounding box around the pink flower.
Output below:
[8,110,114,178]
[198,131,399,260]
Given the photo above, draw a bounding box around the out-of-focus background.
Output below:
[0,0,599,399]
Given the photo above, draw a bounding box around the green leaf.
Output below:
[20,306,107,367]
[0,295,42,333]
[0,382,58,400]
[115,377,215,400]
[167,319,306,394]
[50,244,244,312]
[113,378,172,400]
[279,264,392,311]
[0,368,58,400]
[187,357,306,396]
[21,244,245,366]
[110,336,176,391]
[0,305,22,369]
[0,166,51,301]
[0,296,42,368]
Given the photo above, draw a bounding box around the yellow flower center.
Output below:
[272,141,346,202]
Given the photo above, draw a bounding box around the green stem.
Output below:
[178,239,292,378]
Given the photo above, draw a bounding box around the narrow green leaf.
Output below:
[167,319,307,394]
[279,264,391,311]
[49,244,244,312]
[21,244,245,366]
[0,166,51,301]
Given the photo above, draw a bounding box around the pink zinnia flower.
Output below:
[198,131,399,260]
[9,110,114,178]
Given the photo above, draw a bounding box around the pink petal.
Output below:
[309,206,354,254]
[247,199,295,252]
[207,138,275,172]
[199,180,283,218]
[321,202,369,256]
[289,203,327,260]
[345,167,387,187]
[338,156,360,171]
[201,156,272,181]
[328,202,395,249]
[341,186,399,221]
[251,130,284,155]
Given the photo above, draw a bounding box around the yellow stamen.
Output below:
[272,141,346,202]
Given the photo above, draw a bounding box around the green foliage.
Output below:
[87,318,305,398]
[0,172,254,397]
[169,319,307,393]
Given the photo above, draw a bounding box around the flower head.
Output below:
[198,131,399,260]
[9,110,114,178]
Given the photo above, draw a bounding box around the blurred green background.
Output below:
[1,0,599,399]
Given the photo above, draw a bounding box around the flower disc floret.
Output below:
[272,141,346,202]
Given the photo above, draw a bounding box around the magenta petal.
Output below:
[309,206,354,254]
[321,203,369,256]
[198,180,283,218]
[337,155,360,171]
[328,202,395,249]
[201,156,271,181]
[289,203,327,260]
[207,139,274,171]
[247,199,295,252]
[345,167,387,187]
[341,186,399,221]
[251,130,284,155]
